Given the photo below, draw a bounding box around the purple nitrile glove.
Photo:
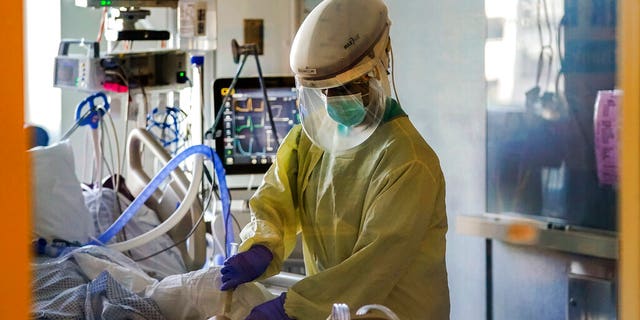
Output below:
[220,245,273,291]
[245,293,293,320]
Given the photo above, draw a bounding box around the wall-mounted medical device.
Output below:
[54,40,105,91]
[212,77,300,174]
[75,0,178,41]
[54,39,188,92]
[102,50,189,89]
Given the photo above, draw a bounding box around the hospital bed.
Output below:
[30,128,398,320]
[126,128,207,271]
[30,127,293,319]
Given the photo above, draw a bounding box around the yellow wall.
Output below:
[0,1,31,319]
[620,0,640,318]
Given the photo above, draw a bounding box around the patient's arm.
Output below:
[144,267,274,320]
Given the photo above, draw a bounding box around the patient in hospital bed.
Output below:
[29,140,274,319]
[33,245,272,319]
[83,183,187,278]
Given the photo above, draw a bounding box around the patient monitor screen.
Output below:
[213,77,299,174]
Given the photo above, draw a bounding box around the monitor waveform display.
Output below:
[222,87,300,167]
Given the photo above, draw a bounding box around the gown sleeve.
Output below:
[238,125,304,278]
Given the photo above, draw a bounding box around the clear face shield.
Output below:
[297,74,387,154]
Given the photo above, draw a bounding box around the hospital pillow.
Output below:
[30,140,93,244]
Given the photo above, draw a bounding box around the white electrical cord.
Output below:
[356,304,400,320]
[211,204,228,258]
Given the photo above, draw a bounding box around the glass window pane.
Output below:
[486,0,618,231]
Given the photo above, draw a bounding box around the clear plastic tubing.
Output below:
[87,144,234,252]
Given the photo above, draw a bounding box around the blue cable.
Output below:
[210,146,234,258]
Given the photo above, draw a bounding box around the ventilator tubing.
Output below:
[87,145,234,254]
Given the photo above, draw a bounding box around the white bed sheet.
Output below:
[33,245,274,320]
[84,187,187,279]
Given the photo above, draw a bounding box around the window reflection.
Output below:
[485,0,617,231]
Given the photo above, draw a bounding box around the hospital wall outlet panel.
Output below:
[243,19,264,55]
[216,0,298,78]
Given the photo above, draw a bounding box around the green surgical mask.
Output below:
[325,93,366,127]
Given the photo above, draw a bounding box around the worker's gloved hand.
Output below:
[220,245,273,291]
[245,293,293,320]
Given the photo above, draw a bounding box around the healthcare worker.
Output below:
[221,0,450,319]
